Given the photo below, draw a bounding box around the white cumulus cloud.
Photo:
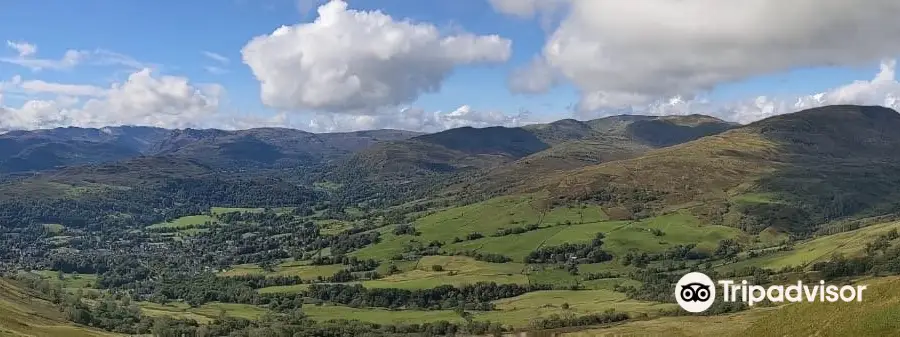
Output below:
[499,0,900,113]
[581,59,900,123]
[241,0,512,114]
[0,69,222,131]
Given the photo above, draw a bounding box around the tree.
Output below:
[259,260,276,273]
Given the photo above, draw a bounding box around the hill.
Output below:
[0,278,116,337]
[446,115,735,198]
[0,126,170,173]
[327,115,734,195]
[532,105,900,234]
[0,126,421,174]
[150,128,421,169]
[567,276,900,337]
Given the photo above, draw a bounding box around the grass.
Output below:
[211,207,264,215]
[603,212,744,255]
[316,219,353,235]
[302,305,463,325]
[479,290,675,327]
[353,194,608,261]
[41,224,64,235]
[0,278,119,337]
[444,212,742,262]
[736,276,900,337]
[562,309,772,337]
[721,220,900,271]
[730,193,784,205]
[581,277,642,291]
[219,260,345,280]
[301,289,672,329]
[138,301,267,323]
[361,256,527,289]
[257,284,310,294]
[29,271,97,290]
[147,215,215,229]
[526,267,580,288]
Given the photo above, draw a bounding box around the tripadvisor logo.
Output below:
[674,272,868,313]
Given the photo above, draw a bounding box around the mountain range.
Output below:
[1,105,899,237]
[0,127,421,174]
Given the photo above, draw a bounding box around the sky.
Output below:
[2,0,900,133]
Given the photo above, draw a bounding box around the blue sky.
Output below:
[1,0,899,132]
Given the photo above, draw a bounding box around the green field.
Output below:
[355,196,745,264]
[316,219,353,235]
[147,215,216,229]
[721,220,900,271]
[300,289,673,329]
[303,305,464,325]
[602,212,744,255]
[29,271,97,290]
[138,301,268,323]
[361,256,527,289]
[219,260,345,280]
[353,195,608,261]
[733,276,900,337]
[562,309,772,337]
[41,224,65,235]
[257,284,311,294]
[210,207,265,215]
[480,289,676,327]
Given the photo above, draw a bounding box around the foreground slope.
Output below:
[533,105,900,234]
[566,276,900,337]
[0,279,116,337]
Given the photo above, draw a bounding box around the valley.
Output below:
[1,105,900,336]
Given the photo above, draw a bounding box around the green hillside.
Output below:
[565,276,900,337]
[535,105,900,235]
[0,279,116,337]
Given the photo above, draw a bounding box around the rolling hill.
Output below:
[529,105,900,234]
[4,105,900,336]
[0,126,421,174]
[328,114,735,189]
[0,126,170,173]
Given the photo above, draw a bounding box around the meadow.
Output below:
[146,215,215,229]
[721,220,900,271]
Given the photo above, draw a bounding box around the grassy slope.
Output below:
[219,260,345,280]
[722,220,900,271]
[299,289,672,329]
[534,106,900,235]
[735,276,900,337]
[139,301,268,324]
[353,194,609,261]
[561,310,773,337]
[0,279,117,337]
[147,215,215,229]
[562,276,900,337]
[355,195,743,265]
[361,256,528,289]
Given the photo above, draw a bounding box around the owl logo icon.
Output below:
[675,272,716,312]
[680,282,712,302]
